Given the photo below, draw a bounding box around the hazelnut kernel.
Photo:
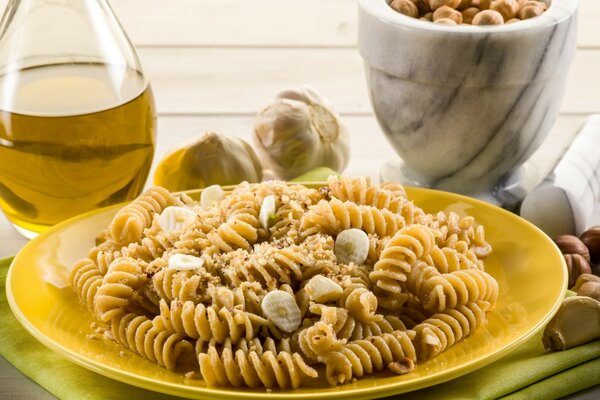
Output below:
[390,0,419,17]
[472,9,504,25]
[564,254,592,289]
[490,0,519,20]
[505,17,521,23]
[580,226,600,264]
[433,5,463,23]
[479,0,493,9]
[428,0,462,11]
[422,12,434,20]
[434,17,458,24]
[554,234,591,263]
[457,0,473,10]
[410,0,432,14]
[518,4,543,19]
[524,0,548,10]
[461,7,480,24]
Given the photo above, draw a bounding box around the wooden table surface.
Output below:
[1,0,599,398]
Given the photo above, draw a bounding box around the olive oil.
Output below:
[0,63,156,236]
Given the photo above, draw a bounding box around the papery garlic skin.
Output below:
[154,132,263,191]
[253,86,350,180]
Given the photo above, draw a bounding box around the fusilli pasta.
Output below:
[69,178,499,389]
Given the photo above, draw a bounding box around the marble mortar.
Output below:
[358,0,579,203]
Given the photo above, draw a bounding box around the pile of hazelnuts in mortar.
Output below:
[554,227,600,290]
[388,0,549,26]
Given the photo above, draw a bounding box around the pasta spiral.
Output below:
[198,338,318,388]
[156,299,271,343]
[111,312,194,370]
[310,304,407,341]
[370,225,436,295]
[406,261,499,312]
[318,330,417,386]
[69,258,103,311]
[109,186,180,245]
[412,301,489,360]
[221,243,310,288]
[93,257,146,322]
[336,284,378,322]
[327,176,406,213]
[300,198,405,238]
[422,245,483,273]
[151,263,218,303]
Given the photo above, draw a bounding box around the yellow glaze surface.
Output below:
[6,185,567,399]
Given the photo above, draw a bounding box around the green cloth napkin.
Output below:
[1,256,599,400]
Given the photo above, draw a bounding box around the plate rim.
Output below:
[5,184,568,399]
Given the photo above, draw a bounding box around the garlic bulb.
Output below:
[154,132,262,191]
[253,86,350,180]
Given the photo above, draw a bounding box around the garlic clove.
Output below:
[542,296,600,351]
[261,290,302,332]
[305,275,343,303]
[573,274,600,292]
[334,228,370,265]
[168,253,205,271]
[259,195,277,230]
[200,184,225,209]
[158,206,196,233]
[154,132,263,191]
[578,281,600,302]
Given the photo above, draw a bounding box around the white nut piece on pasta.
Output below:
[168,253,205,271]
[261,290,302,332]
[200,184,225,209]
[158,206,196,233]
[305,275,343,303]
[334,228,370,265]
[259,195,277,229]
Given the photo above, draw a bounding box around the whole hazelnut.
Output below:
[461,7,480,24]
[472,9,504,25]
[410,0,432,14]
[518,3,544,19]
[390,0,419,17]
[428,0,461,11]
[553,234,591,263]
[479,0,493,9]
[564,254,592,289]
[434,17,458,24]
[580,226,600,264]
[457,0,472,10]
[433,5,464,23]
[490,0,519,20]
[421,12,434,20]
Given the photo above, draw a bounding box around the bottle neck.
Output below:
[0,0,141,75]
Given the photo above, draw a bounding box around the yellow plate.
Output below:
[6,185,567,399]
